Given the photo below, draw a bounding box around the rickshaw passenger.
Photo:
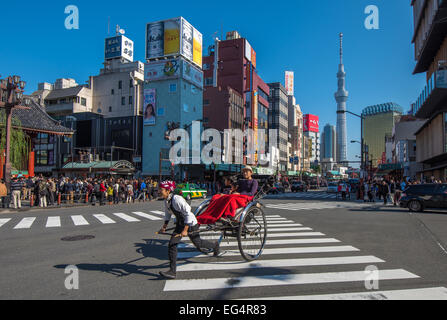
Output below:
[233,166,258,197]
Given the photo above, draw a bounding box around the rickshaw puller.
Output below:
[158,181,222,280]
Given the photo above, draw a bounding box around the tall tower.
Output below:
[335,33,348,164]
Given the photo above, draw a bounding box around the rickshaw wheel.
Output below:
[194,202,224,254]
[237,206,267,262]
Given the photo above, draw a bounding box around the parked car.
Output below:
[269,183,285,194]
[175,183,207,201]
[291,182,308,192]
[327,183,338,193]
[400,184,447,212]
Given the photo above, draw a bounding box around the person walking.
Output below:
[381,181,390,205]
[38,179,48,208]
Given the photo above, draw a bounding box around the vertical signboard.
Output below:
[146,22,164,59]
[144,89,157,126]
[105,35,134,62]
[245,40,252,62]
[164,19,180,56]
[251,48,257,69]
[253,90,259,162]
[285,71,294,96]
[193,28,203,68]
[181,18,193,61]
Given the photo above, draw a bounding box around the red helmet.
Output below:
[160,181,176,192]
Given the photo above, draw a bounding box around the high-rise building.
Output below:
[321,124,337,161]
[303,114,320,165]
[142,17,204,179]
[268,82,289,172]
[335,33,348,164]
[362,103,403,168]
[288,95,303,172]
[203,31,270,171]
[411,0,447,180]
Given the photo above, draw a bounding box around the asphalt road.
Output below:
[1,192,447,300]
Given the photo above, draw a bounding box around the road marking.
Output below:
[176,256,385,272]
[248,287,447,300]
[179,238,340,249]
[113,213,140,222]
[45,216,61,228]
[0,218,11,228]
[93,214,116,224]
[71,215,89,226]
[14,217,36,229]
[163,269,419,292]
[132,212,163,221]
[150,211,165,216]
[185,232,325,242]
[267,227,313,232]
[178,245,361,259]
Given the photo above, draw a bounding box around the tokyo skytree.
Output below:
[335,33,348,164]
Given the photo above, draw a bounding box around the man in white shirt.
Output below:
[158,181,221,279]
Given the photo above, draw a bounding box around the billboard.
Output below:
[105,35,134,62]
[245,40,256,69]
[303,114,319,133]
[285,71,294,96]
[146,17,202,69]
[144,59,180,82]
[144,89,157,126]
[193,28,203,68]
[182,60,203,89]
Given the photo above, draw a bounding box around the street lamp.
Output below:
[343,110,366,179]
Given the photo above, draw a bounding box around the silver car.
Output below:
[327,183,338,193]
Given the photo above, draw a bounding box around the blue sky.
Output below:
[0,0,426,163]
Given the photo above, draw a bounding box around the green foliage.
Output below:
[0,111,29,170]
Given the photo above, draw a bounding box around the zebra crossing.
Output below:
[266,192,337,200]
[0,210,166,231]
[163,214,447,300]
[265,202,367,212]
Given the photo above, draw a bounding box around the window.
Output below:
[183,104,189,112]
[129,96,133,105]
[121,97,126,105]
[170,84,177,92]
[205,78,213,86]
[81,98,87,106]
[111,89,114,95]
[109,106,112,112]
[118,80,122,89]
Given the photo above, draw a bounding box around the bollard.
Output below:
[30,194,34,207]
[58,193,61,206]
[85,193,89,204]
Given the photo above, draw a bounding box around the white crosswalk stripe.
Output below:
[113,213,140,222]
[163,213,427,300]
[266,202,367,212]
[132,212,163,221]
[150,211,166,216]
[45,216,61,228]
[93,214,116,224]
[0,218,11,228]
[14,217,36,229]
[71,215,89,226]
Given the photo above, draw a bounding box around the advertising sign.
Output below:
[181,18,193,61]
[245,40,252,62]
[183,60,203,89]
[105,35,134,62]
[144,59,180,82]
[164,19,180,56]
[193,28,203,68]
[303,114,319,133]
[285,71,294,96]
[146,22,164,59]
[143,89,157,126]
[251,47,257,69]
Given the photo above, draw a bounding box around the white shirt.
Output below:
[164,194,198,227]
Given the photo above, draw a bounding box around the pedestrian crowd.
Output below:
[0,176,162,209]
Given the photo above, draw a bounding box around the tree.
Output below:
[0,111,30,171]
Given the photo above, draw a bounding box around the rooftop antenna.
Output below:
[339,32,343,65]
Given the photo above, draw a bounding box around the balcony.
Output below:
[413,0,447,74]
[413,69,447,118]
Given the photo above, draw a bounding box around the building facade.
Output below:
[303,114,320,166]
[411,0,447,180]
[288,96,303,172]
[362,102,403,168]
[268,82,289,172]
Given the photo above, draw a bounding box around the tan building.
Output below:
[288,96,303,172]
[362,103,403,167]
[411,0,447,180]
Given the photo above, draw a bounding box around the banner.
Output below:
[183,60,203,89]
[181,18,193,61]
[193,28,203,68]
[285,71,294,96]
[145,59,180,81]
[146,22,164,59]
[164,19,180,56]
[105,35,134,62]
[144,89,156,126]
